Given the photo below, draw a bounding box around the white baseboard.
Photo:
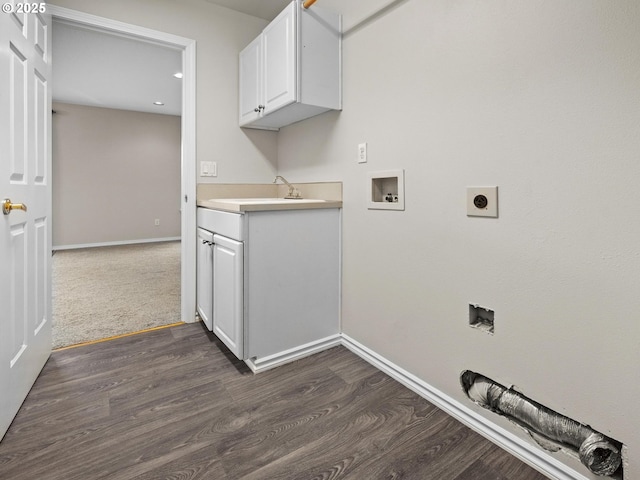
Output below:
[245,334,342,374]
[53,237,181,251]
[340,333,589,480]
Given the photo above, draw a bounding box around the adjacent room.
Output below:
[50,22,183,348]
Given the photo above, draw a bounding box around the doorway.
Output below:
[47,6,197,339]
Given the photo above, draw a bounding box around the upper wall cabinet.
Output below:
[239,0,342,130]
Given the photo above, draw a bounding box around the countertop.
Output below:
[197,197,343,213]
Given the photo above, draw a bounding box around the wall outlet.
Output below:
[467,186,498,218]
[154,219,160,226]
[358,143,367,163]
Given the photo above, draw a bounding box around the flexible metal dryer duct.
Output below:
[460,371,622,477]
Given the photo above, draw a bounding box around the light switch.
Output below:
[200,161,217,177]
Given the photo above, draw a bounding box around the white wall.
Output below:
[49,0,278,184]
[278,1,640,478]
[52,103,181,247]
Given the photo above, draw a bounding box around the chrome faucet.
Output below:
[273,176,302,199]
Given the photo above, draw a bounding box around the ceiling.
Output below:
[203,0,291,20]
[52,21,183,116]
[52,1,291,116]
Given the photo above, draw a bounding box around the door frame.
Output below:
[46,6,197,325]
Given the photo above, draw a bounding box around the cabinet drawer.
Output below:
[197,208,243,241]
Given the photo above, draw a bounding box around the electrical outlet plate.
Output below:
[358,143,367,163]
[467,186,498,218]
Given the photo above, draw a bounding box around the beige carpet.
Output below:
[52,241,181,349]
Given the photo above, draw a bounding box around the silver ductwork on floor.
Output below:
[460,371,623,477]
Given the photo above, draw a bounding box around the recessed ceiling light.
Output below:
[173,73,183,79]
[153,101,165,106]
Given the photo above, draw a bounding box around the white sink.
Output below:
[210,198,326,205]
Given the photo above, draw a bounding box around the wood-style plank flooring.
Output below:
[0,323,549,479]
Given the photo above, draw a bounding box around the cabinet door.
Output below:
[212,234,244,359]
[262,1,297,114]
[239,35,262,126]
[196,228,213,331]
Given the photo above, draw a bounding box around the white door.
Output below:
[0,7,52,441]
[262,1,297,114]
[238,35,262,126]
[212,234,244,359]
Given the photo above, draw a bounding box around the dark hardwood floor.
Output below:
[0,323,549,479]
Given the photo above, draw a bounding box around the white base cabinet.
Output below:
[239,0,341,130]
[197,207,341,369]
[212,234,244,359]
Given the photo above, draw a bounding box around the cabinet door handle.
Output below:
[254,105,265,113]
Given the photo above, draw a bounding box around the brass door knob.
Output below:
[2,198,27,215]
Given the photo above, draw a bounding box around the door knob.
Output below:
[2,198,27,215]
